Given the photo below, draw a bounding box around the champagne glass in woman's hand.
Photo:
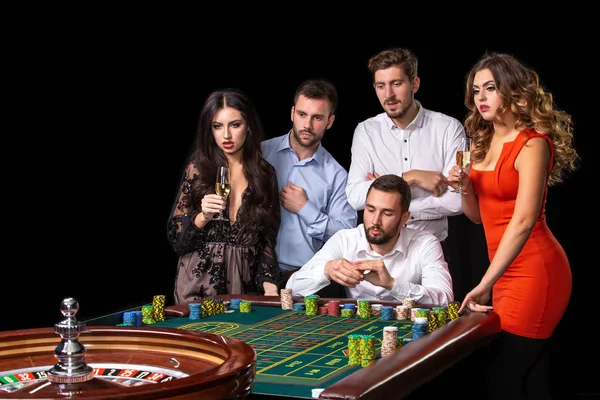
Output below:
[451,139,471,194]
[213,166,230,221]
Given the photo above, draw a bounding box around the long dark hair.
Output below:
[190,88,277,225]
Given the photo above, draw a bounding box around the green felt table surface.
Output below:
[151,305,415,399]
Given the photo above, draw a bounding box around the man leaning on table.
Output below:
[286,174,454,306]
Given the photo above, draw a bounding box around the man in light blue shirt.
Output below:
[262,79,357,283]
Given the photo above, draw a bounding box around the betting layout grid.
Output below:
[163,292,462,385]
[174,305,411,383]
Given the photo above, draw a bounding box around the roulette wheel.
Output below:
[0,298,255,399]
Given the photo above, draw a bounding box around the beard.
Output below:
[384,96,413,121]
[292,126,323,148]
[364,220,401,245]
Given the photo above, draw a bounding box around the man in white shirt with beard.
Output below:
[346,48,465,248]
[287,174,453,306]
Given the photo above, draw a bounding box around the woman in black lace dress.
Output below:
[167,88,282,303]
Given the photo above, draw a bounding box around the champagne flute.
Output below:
[213,166,230,221]
[451,139,471,194]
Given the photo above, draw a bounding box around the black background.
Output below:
[6,29,594,398]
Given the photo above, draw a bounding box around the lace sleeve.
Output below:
[255,237,282,290]
[166,162,207,255]
[255,169,283,290]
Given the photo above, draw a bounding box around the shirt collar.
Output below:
[276,131,293,152]
[277,130,324,164]
[357,224,415,257]
[383,100,425,130]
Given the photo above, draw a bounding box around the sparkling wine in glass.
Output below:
[213,166,230,221]
[456,150,471,169]
[451,141,471,194]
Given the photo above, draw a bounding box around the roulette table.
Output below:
[0,295,500,400]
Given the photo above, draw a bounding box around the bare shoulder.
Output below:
[521,136,551,158]
[516,136,551,172]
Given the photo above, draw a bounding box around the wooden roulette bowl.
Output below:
[0,299,256,399]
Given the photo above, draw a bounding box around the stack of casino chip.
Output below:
[152,295,166,322]
[381,326,399,357]
[134,311,142,326]
[403,298,416,306]
[318,305,329,314]
[200,298,225,317]
[142,305,156,324]
[360,335,377,367]
[189,303,201,320]
[327,300,340,316]
[341,307,354,317]
[412,317,428,340]
[280,289,293,310]
[411,307,430,322]
[447,301,461,320]
[403,298,416,308]
[410,307,418,322]
[416,308,429,320]
[370,304,382,317]
[432,307,448,326]
[217,299,226,314]
[380,306,394,321]
[426,311,439,333]
[403,298,416,320]
[122,311,136,326]
[347,334,361,365]
[304,295,319,316]
[239,301,252,313]
[343,303,356,313]
[293,302,305,312]
[341,309,353,317]
[214,297,226,314]
[395,305,409,320]
[229,298,242,310]
[357,300,371,319]
[206,298,217,316]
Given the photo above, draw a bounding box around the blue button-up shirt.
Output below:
[262,132,357,271]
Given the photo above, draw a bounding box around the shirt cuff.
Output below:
[316,266,330,286]
[407,208,420,221]
[389,279,409,300]
[297,200,320,224]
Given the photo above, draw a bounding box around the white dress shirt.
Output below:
[286,224,454,306]
[345,101,466,241]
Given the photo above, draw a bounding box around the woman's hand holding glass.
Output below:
[449,139,471,194]
[200,194,226,221]
[447,165,472,194]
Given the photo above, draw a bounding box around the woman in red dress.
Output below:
[447,53,579,399]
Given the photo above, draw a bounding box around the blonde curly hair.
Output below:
[464,53,579,185]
